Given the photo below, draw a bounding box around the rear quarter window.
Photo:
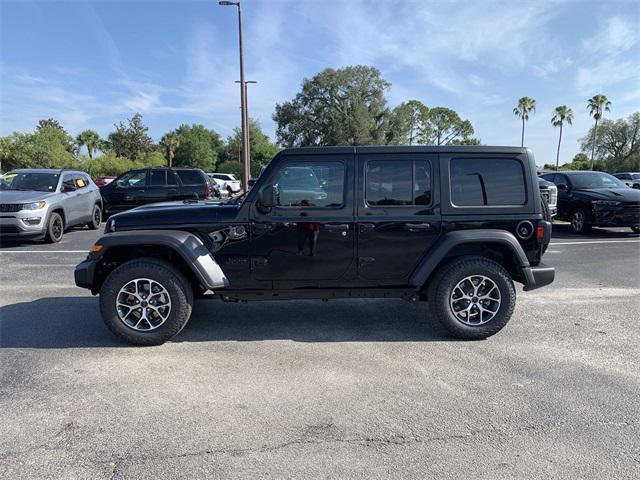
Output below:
[176,170,205,185]
[450,158,526,206]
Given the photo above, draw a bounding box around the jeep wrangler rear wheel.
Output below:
[99,258,193,345]
[427,257,516,340]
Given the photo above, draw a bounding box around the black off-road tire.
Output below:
[87,204,102,230]
[427,256,516,340]
[44,212,64,243]
[570,208,591,234]
[99,258,194,346]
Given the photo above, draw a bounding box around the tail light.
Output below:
[205,184,212,198]
[536,225,544,241]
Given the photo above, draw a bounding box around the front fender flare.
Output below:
[83,229,229,291]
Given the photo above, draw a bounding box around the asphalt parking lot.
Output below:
[1,225,639,479]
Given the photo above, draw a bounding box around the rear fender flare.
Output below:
[410,229,531,287]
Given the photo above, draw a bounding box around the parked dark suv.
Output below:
[100,167,214,217]
[75,146,554,345]
[540,171,640,233]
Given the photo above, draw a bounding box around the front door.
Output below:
[356,153,441,283]
[249,155,355,288]
[109,170,148,213]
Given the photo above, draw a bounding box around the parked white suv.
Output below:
[0,169,102,243]
[207,173,242,195]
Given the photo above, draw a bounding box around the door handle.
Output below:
[324,224,349,231]
[403,222,431,232]
[359,223,375,233]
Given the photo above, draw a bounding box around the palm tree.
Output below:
[75,130,101,160]
[551,106,574,171]
[160,132,180,167]
[513,97,536,147]
[587,94,612,170]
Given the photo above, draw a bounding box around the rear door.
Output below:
[147,169,180,204]
[61,173,83,224]
[356,153,441,283]
[73,174,93,221]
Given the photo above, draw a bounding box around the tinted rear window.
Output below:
[366,160,432,206]
[176,170,205,185]
[450,158,526,206]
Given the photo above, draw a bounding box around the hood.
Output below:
[112,200,242,230]
[575,188,640,202]
[0,190,58,203]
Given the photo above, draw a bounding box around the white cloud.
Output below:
[575,58,639,94]
[583,15,638,56]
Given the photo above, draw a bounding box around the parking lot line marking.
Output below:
[0,250,87,253]
[550,240,640,246]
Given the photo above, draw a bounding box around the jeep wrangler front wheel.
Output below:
[99,258,194,345]
[428,257,516,340]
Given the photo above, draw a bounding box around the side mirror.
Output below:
[258,185,276,208]
[62,183,76,193]
[557,183,568,191]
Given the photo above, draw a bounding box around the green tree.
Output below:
[37,118,65,132]
[106,113,154,160]
[273,66,390,147]
[513,97,536,147]
[386,100,429,145]
[216,160,243,178]
[75,129,102,160]
[5,128,77,170]
[222,119,279,176]
[0,136,10,173]
[580,112,639,172]
[421,107,475,145]
[551,106,574,171]
[587,94,612,169]
[160,132,180,167]
[172,124,222,171]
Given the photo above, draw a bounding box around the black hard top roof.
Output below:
[281,145,530,155]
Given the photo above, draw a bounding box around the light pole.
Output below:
[235,80,256,174]
[219,1,249,191]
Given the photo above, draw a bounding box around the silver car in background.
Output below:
[0,169,102,243]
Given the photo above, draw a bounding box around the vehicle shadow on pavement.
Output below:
[0,297,452,348]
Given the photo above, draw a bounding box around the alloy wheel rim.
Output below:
[449,275,501,326]
[116,278,172,331]
[94,207,101,225]
[572,211,584,231]
[52,217,62,239]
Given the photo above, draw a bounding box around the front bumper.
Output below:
[522,263,555,291]
[0,213,47,238]
[74,257,97,290]
[592,204,640,227]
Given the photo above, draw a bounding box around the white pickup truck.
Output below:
[207,173,242,195]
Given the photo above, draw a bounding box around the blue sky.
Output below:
[1,0,638,165]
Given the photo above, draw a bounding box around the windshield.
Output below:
[569,172,626,189]
[1,172,60,192]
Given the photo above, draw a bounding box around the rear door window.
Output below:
[366,160,432,206]
[150,170,168,186]
[450,158,525,206]
[177,170,205,185]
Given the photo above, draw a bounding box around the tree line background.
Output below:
[1,65,638,177]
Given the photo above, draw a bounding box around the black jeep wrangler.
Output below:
[75,146,554,345]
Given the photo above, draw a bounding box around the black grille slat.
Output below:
[0,204,22,213]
